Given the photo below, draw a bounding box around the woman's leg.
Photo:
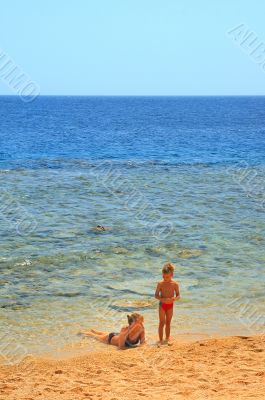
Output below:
[91,329,106,335]
[81,330,97,337]
[82,330,109,344]
[96,333,109,344]
[81,329,107,336]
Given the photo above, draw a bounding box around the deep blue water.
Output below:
[0,96,264,357]
[1,96,265,167]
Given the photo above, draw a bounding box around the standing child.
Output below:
[155,262,180,345]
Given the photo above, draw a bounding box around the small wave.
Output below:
[14,259,32,267]
[178,249,204,259]
[53,292,83,298]
[104,285,146,297]
[145,246,163,256]
[119,268,153,278]
[109,299,155,312]
[0,301,31,309]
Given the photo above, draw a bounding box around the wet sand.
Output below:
[0,334,265,400]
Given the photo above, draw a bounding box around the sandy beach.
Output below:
[0,334,264,400]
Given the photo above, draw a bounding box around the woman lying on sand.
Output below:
[82,313,145,349]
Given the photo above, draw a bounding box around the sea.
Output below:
[0,96,264,359]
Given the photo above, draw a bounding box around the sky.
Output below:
[0,0,265,95]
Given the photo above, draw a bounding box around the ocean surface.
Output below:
[0,96,264,359]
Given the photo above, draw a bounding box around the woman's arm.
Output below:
[139,328,146,345]
[118,326,129,349]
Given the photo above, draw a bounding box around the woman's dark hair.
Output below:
[127,315,134,325]
[127,313,144,325]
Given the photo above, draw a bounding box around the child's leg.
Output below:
[165,308,173,340]
[158,306,166,342]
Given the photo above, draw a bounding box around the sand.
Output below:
[0,334,264,400]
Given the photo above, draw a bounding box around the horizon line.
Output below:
[1,94,265,97]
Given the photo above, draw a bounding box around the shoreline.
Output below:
[0,330,244,365]
[1,333,264,399]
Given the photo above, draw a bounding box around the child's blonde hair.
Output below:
[162,262,175,274]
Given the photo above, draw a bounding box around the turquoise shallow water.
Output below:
[1,161,264,356]
[0,96,265,357]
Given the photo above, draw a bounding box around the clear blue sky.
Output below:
[0,0,265,95]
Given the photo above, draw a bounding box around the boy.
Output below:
[155,262,180,345]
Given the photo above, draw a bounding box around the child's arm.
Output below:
[155,282,162,300]
[172,282,180,301]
